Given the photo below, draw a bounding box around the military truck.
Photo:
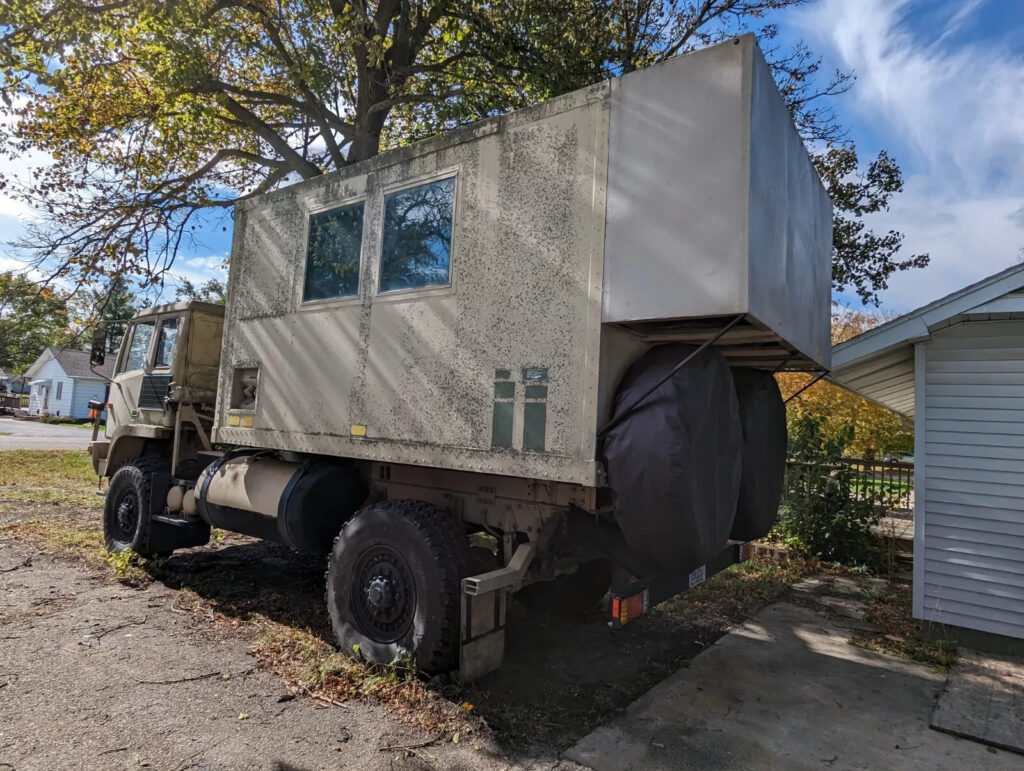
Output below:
[88,35,831,681]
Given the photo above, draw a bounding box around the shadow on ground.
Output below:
[151,539,755,755]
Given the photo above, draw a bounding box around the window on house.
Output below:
[155,317,181,368]
[379,177,455,293]
[303,202,365,302]
[120,320,155,373]
[55,382,63,400]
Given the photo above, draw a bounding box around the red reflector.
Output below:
[612,590,649,625]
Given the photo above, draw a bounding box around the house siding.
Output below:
[70,379,108,420]
[26,356,107,419]
[921,319,1024,639]
[28,358,73,417]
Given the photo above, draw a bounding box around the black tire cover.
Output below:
[730,368,788,541]
[602,344,741,572]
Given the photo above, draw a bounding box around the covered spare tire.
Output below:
[602,344,742,572]
[729,368,788,541]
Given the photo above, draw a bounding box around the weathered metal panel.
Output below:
[746,42,832,369]
[215,35,828,484]
[216,86,609,485]
[920,319,1024,640]
[602,35,831,370]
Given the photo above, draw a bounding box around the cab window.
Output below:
[154,317,181,368]
[120,320,155,373]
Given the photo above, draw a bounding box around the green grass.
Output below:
[0,449,96,488]
[0,450,100,510]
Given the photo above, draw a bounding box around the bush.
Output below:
[772,416,885,570]
[39,415,92,425]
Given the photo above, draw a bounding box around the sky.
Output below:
[784,0,1024,311]
[1,0,1023,313]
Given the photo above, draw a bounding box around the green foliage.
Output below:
[72,278,141,355]
[175,277,227,304]
[773,416,885,570]
[0,271,79,373]
[817,147,930,305]
[105,548,136,576]
[780,307,914,457]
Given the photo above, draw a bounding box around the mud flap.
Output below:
[144,471,210,554]
[458,587,508,683]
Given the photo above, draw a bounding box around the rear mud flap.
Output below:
[458,587,508,683]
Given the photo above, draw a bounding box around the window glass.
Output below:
[56,382,63,400]
[303,202,365,302]
[120,320,155,373]
[380,177,455,293]
[154,317,181,368]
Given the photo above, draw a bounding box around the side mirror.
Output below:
[90,327,107,367]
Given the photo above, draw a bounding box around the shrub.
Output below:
[772,416,885,570]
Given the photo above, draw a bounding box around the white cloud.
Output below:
[793,0,1024,310]
[184,254,228,272]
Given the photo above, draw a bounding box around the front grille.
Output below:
[139,375,172,410]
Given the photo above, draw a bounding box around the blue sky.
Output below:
[782,0,1024,311]
[2,0,1023,313]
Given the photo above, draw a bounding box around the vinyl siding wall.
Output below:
[27,358,73,417]
[920,319,1024,639]
[70,379,108,420]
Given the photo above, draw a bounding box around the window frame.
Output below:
[117,318,158,376]
[373,170,459,302]
[153,315,183,371]
[299,195,368,310]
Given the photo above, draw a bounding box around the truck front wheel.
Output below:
[326,500,466,674]
[103,458,168,558]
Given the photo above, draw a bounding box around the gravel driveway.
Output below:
[0,417,94,450]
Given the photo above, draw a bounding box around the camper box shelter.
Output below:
[24,348,113,419]
[216,34,831,483]
[831,264,1024,650]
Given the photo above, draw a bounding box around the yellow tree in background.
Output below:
[777,307,913,458]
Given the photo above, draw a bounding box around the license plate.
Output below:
[688,565,706,589]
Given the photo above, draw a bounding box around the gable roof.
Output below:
[24,347,115,380]
[830,263,1024,417]
[833,263,1024,369]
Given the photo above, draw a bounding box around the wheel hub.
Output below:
[113,492,139,543]
[351,547,415,643]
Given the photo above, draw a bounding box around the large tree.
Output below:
[0,0,926,302]
[0,271,78,373]
[778,306,914,457]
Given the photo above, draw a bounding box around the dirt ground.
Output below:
[0,451,809,770]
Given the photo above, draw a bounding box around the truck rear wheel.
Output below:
[326,500,467,674]
[517,559,613,616]
[104,458,167,558]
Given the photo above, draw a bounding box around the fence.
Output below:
[784,457,914,514]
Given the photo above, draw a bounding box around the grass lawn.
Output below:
[0,449,101,513]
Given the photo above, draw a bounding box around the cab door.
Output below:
[105,314,182,436]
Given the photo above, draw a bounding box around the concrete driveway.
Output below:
[0,416,94,450]
[567,575,1021,770]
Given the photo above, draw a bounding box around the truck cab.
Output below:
[90,300,224,479]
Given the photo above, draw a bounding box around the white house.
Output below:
[830,264,1024,652]
[23,348,114,420]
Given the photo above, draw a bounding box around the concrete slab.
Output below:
[931,650,1024,755]
[567,600,1020,770]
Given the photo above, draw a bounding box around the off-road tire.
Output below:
[516,559,613,616]
[326,500,467,674]
[103,458,169,558]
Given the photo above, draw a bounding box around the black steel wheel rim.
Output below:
[350,545,415,643]
[112,488,140,544]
